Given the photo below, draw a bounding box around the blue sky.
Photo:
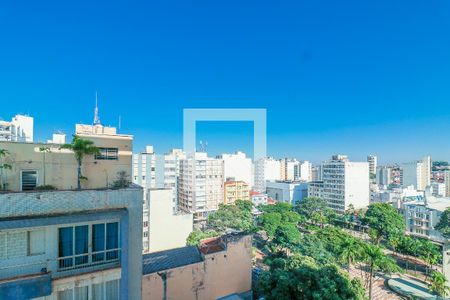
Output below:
[1,0,450,164]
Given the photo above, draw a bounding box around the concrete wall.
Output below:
[148,188,193,253]
[142,235,252,300]
[0,132,132,191]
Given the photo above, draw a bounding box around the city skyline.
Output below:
[1,1,450,163]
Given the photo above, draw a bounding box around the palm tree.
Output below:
[430,270,450,299]
[339,238,363,273]
[363,244,400,300]
[0,149,12,190]
[61,136,99,189]
[420,240,440,281]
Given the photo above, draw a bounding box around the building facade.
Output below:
[0,114,33,142]
[376,166,392,186]
[308,155,370,213]
[402,156,431,191]
[224,179,250,204]
[218,152,252,186]
[178,152,224,224]
[367,155,377,175]
[253,157,281,192]
[0,124,142,300]
[266,180,308,205]
[145,188,193,253]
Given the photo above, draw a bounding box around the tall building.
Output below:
[367,155,377,175]
[0,123,142,300]
[178,152,224,224]
[444,171,450,197]
[0,114,33,142]
[311,165,322,181]
[218,151,252,185]
[308,155,370,213]
[254,157,281,192]
[280,158,299,181]
[144,188,193,253]
[402,156,431,191]
[224,178,250,204]
[296,161,312,182]
[376,166,392,186]
[133,145,158,200]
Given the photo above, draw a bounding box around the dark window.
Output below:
[95,148,119,160]
[92,223,105,262]
[21,170,38,190]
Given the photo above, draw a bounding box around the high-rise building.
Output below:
[178,152,224,224]
[402,156,431,191]
[445,171,450,197]
[0,123,142,300]
[376,166,392,186]
[280,158,299,181]
[308,155,370,213]
[0,114,33,142]
[218,151,252,186]
[254,157,281,192]
[224,178,250,204]
[311,165,322,181]
[296,161,312,182]
[367,155,377,175]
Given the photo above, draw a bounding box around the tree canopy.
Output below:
[436,208,450,239]
[363,203,405,244]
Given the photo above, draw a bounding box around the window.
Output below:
[21,170,38,190]
[95,148,118,160]
[28,229,45,256]
[58,222,119,270]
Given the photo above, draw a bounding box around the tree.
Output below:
[339,237,364,273]
[296,197,333,228]
[235,199,253,213]
[112,170,131,188]
[259,212,282,238]
[271,223,301,253]
[61,136,100,189]
[186,230,218,246]
[419,239,440,280]
[436,208,450,239]
[208,203,253,233]
[256,255,366,300]
[430,270,450,299]
[363,203,405,244]
[0,149,12,190]
[362,244,400,300]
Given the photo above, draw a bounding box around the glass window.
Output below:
[92,223,105,262]
[95,148,119,160]
[58,227,74,268]
[74,225,88,265]
[74,286,88,300]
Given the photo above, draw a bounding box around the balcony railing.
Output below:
[57,248,121,271]
[0,248,121,281]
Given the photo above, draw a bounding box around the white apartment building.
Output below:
[445,171,450,197]
[402,156,431,191]
[403,190,450,243]
[296,161,312,182]
[178,152,224,224]
[308,155,370,213]
[370,185,424,209]
[0,114,33,142]
[311,165,322,181]
[250,191,268,206]
[376,166,392,186]
[432,182,447,197]
[266,180,308,205]
[144,188,193,253]
[280,158,299,181]
[217,151,252,185]
[367,155,377,175]
[254,157,281,192]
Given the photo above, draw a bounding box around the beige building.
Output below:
[142,234,252,300]
[224,179,250,204]
[0,124,132,191]
[145,188,193,253]
[0,123,142,300]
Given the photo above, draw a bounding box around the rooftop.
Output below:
[142,246,202,275]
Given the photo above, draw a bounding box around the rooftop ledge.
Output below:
[0,184,143,220]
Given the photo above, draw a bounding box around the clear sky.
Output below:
[1,0,450,164]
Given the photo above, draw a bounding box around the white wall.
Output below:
[219,152,252,185]
[344,162,370,209]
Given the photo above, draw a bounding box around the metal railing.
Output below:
[0,248,121,281]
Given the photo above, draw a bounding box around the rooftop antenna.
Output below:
[93,91,101,125]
